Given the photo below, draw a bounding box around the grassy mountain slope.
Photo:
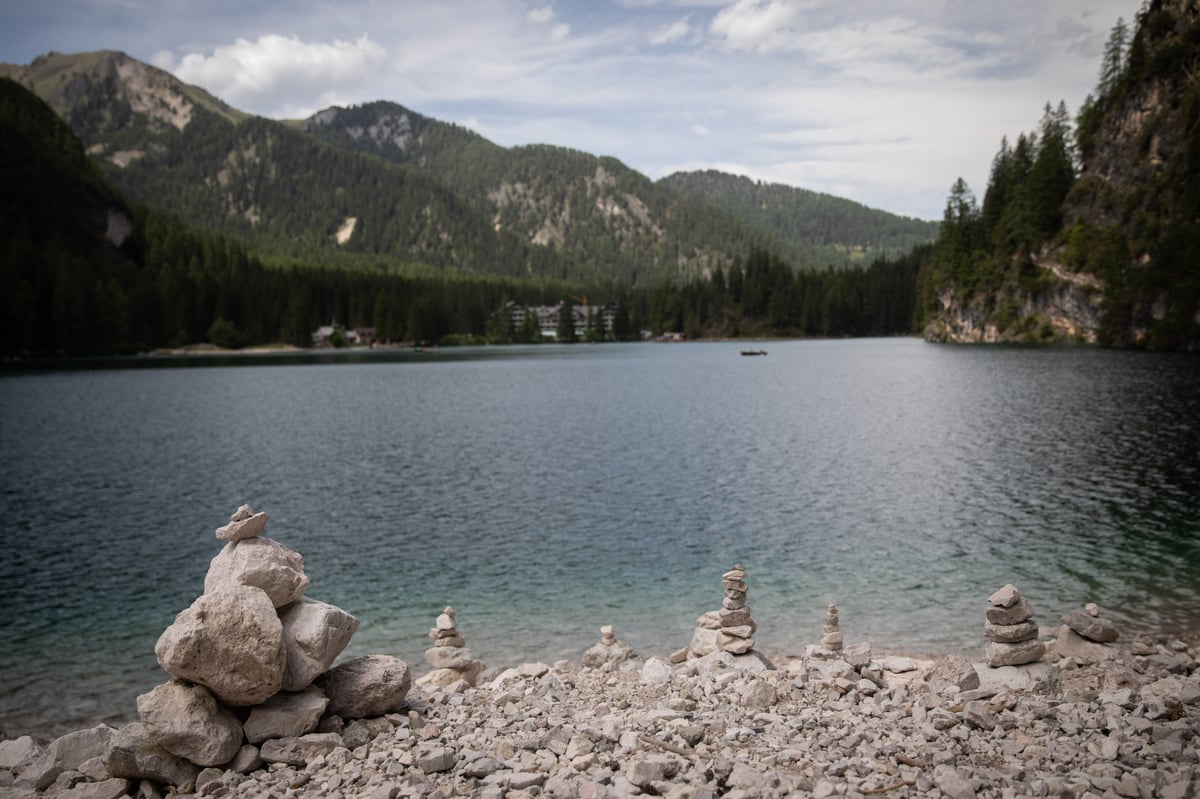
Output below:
[657,170,940,262]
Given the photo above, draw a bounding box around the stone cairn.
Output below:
[687,564,759,657]
[417,606,486,690]
[983,583,1046,667]
[1056,602,1121,663]
[581,624,640,671]
[111,505,412,789]
[821,603,844,652]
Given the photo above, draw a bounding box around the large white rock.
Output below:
[279,597,360,691]
[205,537,310,608]
[155,585,286,706]
[317,655,411,719]
[984,638,1046,667]
[16,725,115,791]
[243,686,329,744]
[216,505,268,542]
[136,680,244,767]
[106,722,198,789]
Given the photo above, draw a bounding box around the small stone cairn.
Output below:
[688,564,759,657]
[983,583,1046,667]
[417,606,486,689]
[821,603,844,652]
[1056,602,1121,663]
[582,624,640,671]
[117,505,412,788]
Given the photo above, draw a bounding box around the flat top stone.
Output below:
[988,583,1021,608]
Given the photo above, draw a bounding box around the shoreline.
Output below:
[2,628,1197,798]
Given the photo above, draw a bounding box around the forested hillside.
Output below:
[658,170,939,262]
[302,100,823,281]
[922,0,1199,349]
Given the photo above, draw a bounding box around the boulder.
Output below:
[154,585,286,706]
[16,724,115,791]
[687,626,720,658]
[106,722,198,789]
[243,686,329,744]
[317,655,412,719]
[1062,610,1119,643]
[0,735,40,771]
[279,597,360,691]
[136,680,243,767]
[1054,627,1116,665]
[204,537,310,608]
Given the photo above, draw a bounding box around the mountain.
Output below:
[4,51,930,288]
[299,99,820,280]
[657,170,939,263]
[0,51,572,281]
[923,0,1199,349]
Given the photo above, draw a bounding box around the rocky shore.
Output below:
[1,510,1196,799]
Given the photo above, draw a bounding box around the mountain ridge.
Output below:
[3,50,937,287]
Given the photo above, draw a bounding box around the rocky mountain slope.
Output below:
[924,0,1199,349]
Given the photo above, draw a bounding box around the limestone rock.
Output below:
[243,686,329,744]
[154,585,286,706]
[1062,608,1119,643]
[988,583,1021,608]
[16,725,115,791]
[259,733,346,767]
[1054,626,1117,664]
[985,595,1034,626]
[984,620,1038,643]
[984,638,1046,667]
[204,537,310,608]
[0,736,40,771]
[106,722,198,789]
[417,606,485,688]
[136,680,243,767]
[279,597,360,691]
[317,655,412,719]
[215,504,268,542]
[926,655,981,694]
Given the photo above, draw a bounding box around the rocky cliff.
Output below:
[925,0,1200,349]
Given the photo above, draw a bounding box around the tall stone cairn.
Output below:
[417,607,485,689]
[983,583,1046,667]
[821,603,844,652]
[716,564,757,655]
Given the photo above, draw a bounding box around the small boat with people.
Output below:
[740,349,768,356]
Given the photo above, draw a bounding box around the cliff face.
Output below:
[926,0,1200,348]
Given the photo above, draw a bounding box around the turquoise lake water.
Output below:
[1,338,1198,737]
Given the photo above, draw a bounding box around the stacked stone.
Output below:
[686,564,758,658]
[124,505,410,786]
[582,624,640,671]
[1055,602,1120,664]
[821,603,844,652]
[983,583,1046,667]
[418,607,486,689]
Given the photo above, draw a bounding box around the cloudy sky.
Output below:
[2,0,1137,220]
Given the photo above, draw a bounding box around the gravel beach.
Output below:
[2,629,1197,799]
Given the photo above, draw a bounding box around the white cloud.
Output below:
[153,33,387,117]
[650,17,692,45]
[709,0,805,53]
[692,123,710,136]
[527,6,555,24]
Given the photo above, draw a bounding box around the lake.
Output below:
[1,338,1198,738]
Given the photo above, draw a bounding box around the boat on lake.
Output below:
[740,349,768,356]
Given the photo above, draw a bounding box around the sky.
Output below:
[1,0,1139,221]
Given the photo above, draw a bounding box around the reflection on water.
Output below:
[1,339,1198,736]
